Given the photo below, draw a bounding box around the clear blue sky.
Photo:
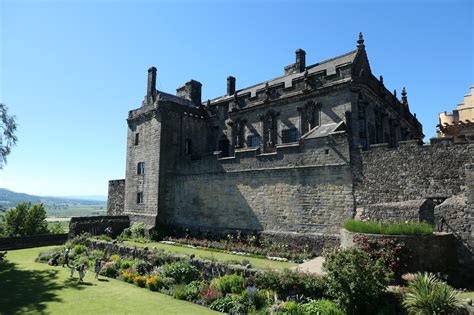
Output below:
[0,0,472,197]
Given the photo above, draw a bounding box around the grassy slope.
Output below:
[125,240,296,270]
[0,246,217,315]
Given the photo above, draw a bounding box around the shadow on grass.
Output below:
[63,277,96,289]
[0,260,62,314]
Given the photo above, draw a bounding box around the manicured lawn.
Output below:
[125,240,297,271]
[0,246,217,315]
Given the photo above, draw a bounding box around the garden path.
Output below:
[292,256,325,274]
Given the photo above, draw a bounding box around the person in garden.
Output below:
[94,258,102,279]
[77,263,86,282]
[62,247,70,267]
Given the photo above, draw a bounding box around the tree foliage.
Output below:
[0,103,18,168]
[2,202,49,237]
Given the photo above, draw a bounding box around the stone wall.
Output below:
[161,133,354,235]
[107,179,125,215]
[0,234,68,250]
[340,228,457,273]
[69,216,130,238]
[85,239,258,280]
[354,139,473,205]
[354,139,473,270]
[360,199,435,224]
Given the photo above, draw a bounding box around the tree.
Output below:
[0,103,18,169]
[4,202,49,237]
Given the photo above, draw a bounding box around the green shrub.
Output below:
[302,299,345,315]
[95,234,112,242]
[403,272,465,315]
[211,274,245,295]
[100,261,119,278]
[323,247,391,314]
[254,268,326,300]
[131,222,147,238]
[109,254,121,263]
[132,260,148,275]
[184,280,206,300]
[91,250,105,260]
[278,301,304,315]
[200,286,223,304]
[209,295,246,313]
[160,261,199,284]
[344,220,433,235]
[35,247,62,263]
[117,228,132,241]
[72,244,88,256]
[150,250,175,266]
[171,284,188,300]
[120,259,135,270]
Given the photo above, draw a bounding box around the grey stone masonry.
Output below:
[107,179,125,216]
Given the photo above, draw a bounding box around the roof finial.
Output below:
[357,32,365,49]
[401,87,408,105]
[379,75,384,85]
[393,89,397,98]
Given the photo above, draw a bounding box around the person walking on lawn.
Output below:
[62,247,70,267]
[94,258,102,279]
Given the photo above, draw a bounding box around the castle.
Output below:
[107,34,472,267]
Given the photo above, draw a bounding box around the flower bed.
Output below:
[36,235,468,314]
[340,228,456,273]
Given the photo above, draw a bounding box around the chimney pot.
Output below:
[227,76,236,95]
[295,49,306,73]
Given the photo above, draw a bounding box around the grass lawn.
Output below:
[125,240,297,271]
[0,246,217,315]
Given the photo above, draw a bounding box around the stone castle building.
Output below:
[438,86,474,142]
[107,34,472,267]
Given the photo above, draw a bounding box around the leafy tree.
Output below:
[4,202,48,236]
[25,203,48,235]
[0,103,18,168]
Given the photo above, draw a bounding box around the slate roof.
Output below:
[156,90,196,107]
[210,49,359,103]
[300,121,347,139]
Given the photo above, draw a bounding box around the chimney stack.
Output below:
[227,76,236,95]
[295,49,306,73]
[176,80,202,106]
[147,67,157,103]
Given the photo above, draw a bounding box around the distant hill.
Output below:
[0,188,107,216]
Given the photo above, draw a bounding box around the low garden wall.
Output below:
[259,231,339,256]
[340,228,457,273]
[84,239,259,280]
[0,233,68,250]
[69,216,130,238]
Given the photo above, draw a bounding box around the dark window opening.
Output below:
[184,139,192,156]
[134,133,140,146]
[282,128,299,143]
[325,149,330,154]
[247,135,261,148]
[219,138,230,157]
[136,192,144,204]
[137,162,145,175]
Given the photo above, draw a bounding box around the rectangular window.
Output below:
[136,192,144,204]
[134,133,139,146]
[246,134,261,148]
[137,162,145,175]
[282,128,299,143]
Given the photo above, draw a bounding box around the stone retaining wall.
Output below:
[340,228,456,273]
[85,239,258,280]
[0,234,68,250]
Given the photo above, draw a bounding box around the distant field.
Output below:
[45,205,106,218]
